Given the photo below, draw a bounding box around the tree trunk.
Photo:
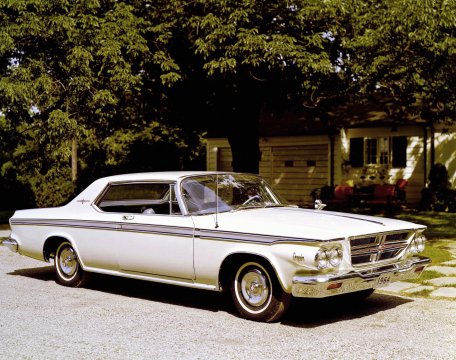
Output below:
[226,79,262,174]
[71,139,78,182]
[228,119,260,174]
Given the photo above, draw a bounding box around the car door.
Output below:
[118,213,195,280]
[96,181,195,280]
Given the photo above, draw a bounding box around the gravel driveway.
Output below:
[1,246,455,360]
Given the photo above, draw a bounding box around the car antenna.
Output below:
[215,174,219,228]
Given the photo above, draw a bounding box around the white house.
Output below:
[206,123,455,206]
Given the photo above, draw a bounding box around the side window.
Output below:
[96,183,181,215]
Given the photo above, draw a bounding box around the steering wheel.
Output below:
[242,195,261,206]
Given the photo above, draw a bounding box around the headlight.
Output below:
[315,246,343,269]
[415,234,426,253]
[315,249,328,269]
[328,247,343,267]
[408,239,418,255]
[408,234,426,255]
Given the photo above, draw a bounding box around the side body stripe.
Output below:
[10,218,344,244]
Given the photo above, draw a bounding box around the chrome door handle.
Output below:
[122,215,134,221]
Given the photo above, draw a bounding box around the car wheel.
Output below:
[54,241,86,287]
[230,261,291,322]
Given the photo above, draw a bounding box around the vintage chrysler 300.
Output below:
[2,172,430,322]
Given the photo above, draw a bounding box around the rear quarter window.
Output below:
[101,183,169,201]
[96,183,180,215]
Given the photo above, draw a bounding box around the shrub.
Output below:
[310,185,334,202]
[421,163,456,212]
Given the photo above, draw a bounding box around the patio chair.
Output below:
[366,184,398,206]
[326,185,354,207]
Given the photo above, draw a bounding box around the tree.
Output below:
[0,0,199,206]
[337,0,456,126]
[159,0,348,173]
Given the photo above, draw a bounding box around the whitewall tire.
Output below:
[230,261,291,322]
[54,241,87,287]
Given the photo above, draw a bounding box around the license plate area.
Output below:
[375,273,391,287]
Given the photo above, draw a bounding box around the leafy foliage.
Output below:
[0,0,454,207]
[339,0,456,123]
[0,0,203,207]
[171,0,351,172]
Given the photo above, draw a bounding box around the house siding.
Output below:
[206,136,330,205]
[434,124,456,188]
[333,130,344,190]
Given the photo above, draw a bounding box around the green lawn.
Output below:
[394,211,456,240]
[385,211,456,291]
[404,242,454,285]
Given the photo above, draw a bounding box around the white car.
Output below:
[2,172,430,322]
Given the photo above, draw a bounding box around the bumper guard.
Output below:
[292,256,431,298]
[0,238,18,253]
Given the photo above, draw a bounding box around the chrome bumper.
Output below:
[292,256,431,298]
[0,238,18,253]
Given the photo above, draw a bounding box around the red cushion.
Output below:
[333,186,354,200]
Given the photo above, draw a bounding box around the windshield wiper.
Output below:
[232,203,287,212]
[231,204,263,212]
[263,204,287,208]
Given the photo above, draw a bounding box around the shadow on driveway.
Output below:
[8,265,413,327]
[8,265,55,281]
[282,294,413,328]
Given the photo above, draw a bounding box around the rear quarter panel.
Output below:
[10,206,120,271]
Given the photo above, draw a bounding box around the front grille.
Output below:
[351,236,376,247]
[385,233,408,242]
[350,232,410,266]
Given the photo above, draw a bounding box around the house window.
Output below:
[365,138,378,164]
[350,136,407,168]
[365,137,389,165]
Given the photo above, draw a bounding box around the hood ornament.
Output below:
[314,199,327,210]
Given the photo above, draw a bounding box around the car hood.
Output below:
[202,207,425,241]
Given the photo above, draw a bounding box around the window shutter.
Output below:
[349,138,364,167]
[392,136,407,168]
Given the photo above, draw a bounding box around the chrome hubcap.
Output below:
[240,269,269,307]
[59,247,77,277]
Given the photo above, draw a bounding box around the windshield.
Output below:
[181,174,287,215]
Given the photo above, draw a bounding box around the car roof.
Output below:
[71,171,260,206]
[97,171,227,183]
